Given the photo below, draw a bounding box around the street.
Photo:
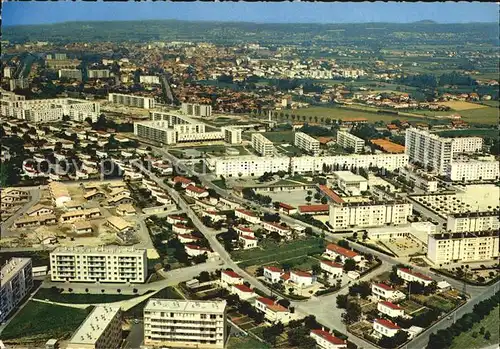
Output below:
[1,187,42,237]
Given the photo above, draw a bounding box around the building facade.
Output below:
[446,212,499,233]
[336,131,365,153]
[108,93,155,109]
[446,158,499,181]
[88,69,111,79]
[181,102,212,117]
[251,133,276,157]
[0,258,33,322]
[295,132,320,155]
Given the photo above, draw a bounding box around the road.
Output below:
[1,187,42,237]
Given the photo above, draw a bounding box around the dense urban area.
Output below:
[0,17,499,349]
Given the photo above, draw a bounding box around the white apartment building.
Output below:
[336,131,365,153]
[251,133,276,157]
[144,299,227,349]
[328,201,412,230]
[66,306,122,349]
[446,212,499,233]
[295,132,320,155]
[451,137,483,154]
[427,230,499,264]
[9,78,29,91]
[140,75,160,85]
[209,156,290,177]
[182,102,212,117]
[221,127,242,144]
[58,69,82,80]
[0,258,33,322]
[108,93,155,109]
[446,158,499,182]
[399,166,438,192]
[50,246,147,283]
[333,171,368,196]
[88,69,110,79]
[405,128,453,175]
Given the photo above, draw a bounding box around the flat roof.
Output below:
[144,299,226,314]
[333,171,367,183]
[107,216,133,231]
[69,306,120,345]
[1,258,31,286]
[52,245,145,256]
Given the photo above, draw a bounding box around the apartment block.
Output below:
[446,212,499,233]
[336,131,365,153]
[182,102,212,117]
[58,69,83,81]
[399,166,438,192]
[446,158,499,182]
[427,230,499,264]
[221,127,242,144]
[328,201,412,230]
[50,246,147,283]
[140,75,160,85]
[451,137,483,154]
[88,69,110,79]
[405,128,453,175]
[66,306,122,349]
[0,258,33,322]
[251,133,275,156]
[144,299,227,349]
[108,93,155,109]
[295,132,320,155]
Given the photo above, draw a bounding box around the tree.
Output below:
[314,192,321,201]
[262,322,284,345]
[484,331,491,340]
[198,271,211,282]
[305,196,312,203]
[336,294,348,309]
[321,197,328,205]
[342,301,361,324]
[379,330,409,349]
[343,259,356,272]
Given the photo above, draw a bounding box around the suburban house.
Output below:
[59,208,101,223]
[107,194,135,206]
[203,210,225,222]
[324,243,362,263]
[185,244,210,257]
[167,215,189,225]
[173,176,195,188]
[310,329,348,349]
[263,266,284,283]
[290,270,316,287]
[371,283,406,301]
[72,221,93,235]
[298,204,329,215]
[255,297,293,324]
[14,214,57,229]
[116,203,136,216]
[397,268,433,286]
[231,284,255,300]
[173,224,194,235]
[239,234,258,249]
[185,185,209,199]
[177,234,200,244]
[262,221,291,237]
[320,260,343,279]
[220,270,244,287]
[26,204,54,217]
[83,190,105,201]
[106,216,133,233]
[377,301,405,318]
[234,225,254,237]
[278,203,298,215]
[373,318,401,338]
[235,208,261,224]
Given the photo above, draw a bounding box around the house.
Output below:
[185,185,209,199]
[220,270,243,287]
[203,210,225,222]
[231,284,255,300]
[324,244,362,263]
[64,201,84,211]
[108,188,131,198]
[177,234,200,244]
[26,204,54,217]
[397,268,433,286]
[173,176,195,188]
[234,225,254,237]
[48,182,71,207]
[108,194,135,206]
[167,215,188,225]
[60,208,101,223]
[173,224,194,235]
[255,297,293,324]
[106,216,133,233]
[278,203,298,215]
[290,270,315,287]
[72,221,93,235]
[371,283,406,301]
[13,214,57,229]
[83,190,105,201]
[185,244,210,257]
[263,266,284,283]
[239,234,258,249]
[235,208,261,224]
[298,204,329,215]
[310,329,348,349]
[116,203,136,216]
[373,318,401,338]
[320,260,343,279]
[262,221,291,237]
[377,301,405,318]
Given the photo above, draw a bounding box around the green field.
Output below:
[262,131,296,144]
[293,106,425,123]
[1,301,91,343]
[232,238,324,268]
[212,179,228,189]
[410,106,498,125]
[33,288,141,304]
[450,305,500,349]
[227,336,270,349]
[436,129,499,139]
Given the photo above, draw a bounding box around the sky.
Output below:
[3,2,498,27]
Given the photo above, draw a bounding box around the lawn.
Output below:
[1,301,92,343]
[33,288,141,304]
[227,336,269,349]
[276,255,319,271]
[450,305,500,349]
[232,238,324,268]
[262,131,296,144]
[410,105,498,125]
[436,129,499,139]
[212,179,228,189]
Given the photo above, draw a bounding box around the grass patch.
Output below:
[450,305,500,349]
[293,106,425,123]
[435,129,499,139]
[1,301,91,343]
[409,106,498,125]
[262,131,296,144]
[33,288,140,304]
[212,179,228,189]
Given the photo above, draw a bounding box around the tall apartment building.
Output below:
[182,102,212,117]
[108,93,155,109]
[9,78,29,91]
[59,69,83,81]
[47,53,68,60]
[336,131,365,153]
[251,133,275,156]
[66,306,122,349]
[446,212,499,233]
[139,75,161,85]
[405,128,452,175]
[88,69,110,79]
[0,258,33,322]
[451,137,483,154]
[221,127,242,144]
[328,201,412,230]
[446,157,499,181]
[427,230,499,264]
[295,132,320,155]
[50,246,147,283]
[144,299,227,349]
[134,121,223,145]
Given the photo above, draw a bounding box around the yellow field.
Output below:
[437,101,488,111]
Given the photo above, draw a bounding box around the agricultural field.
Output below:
[436,101,489,111]
[1,301,91,343]
[449,305,500,349]
[436,129,499,139]
[293,106,426,123]
[410,105,498,125]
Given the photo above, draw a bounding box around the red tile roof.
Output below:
[186,185,208,194]
[292,270,313,278]
[233,284,253,293]
[235,225,253,233]
[185,244,210,251]
[298,204,329,213]
[311,329,346,345]
[374,283,394,291]
[321,260,343,268]
[380,301,402,310]
[319,185,345,204]
[177,234,199,240]
[268,304,288,312]
[279,202,296,210]
[240,234,257,241]
[174,223,192,230]
[399,268,433,281]
[173,176,193,184]
[375,318,401,330]
[257,297,275,306]
[222,270,241,279]
[263,221,290,230]
[280,272,291,281]
[168,215,188,221]
[264,266,283,273]
[236,208,256,217]
[326,243,358,258]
